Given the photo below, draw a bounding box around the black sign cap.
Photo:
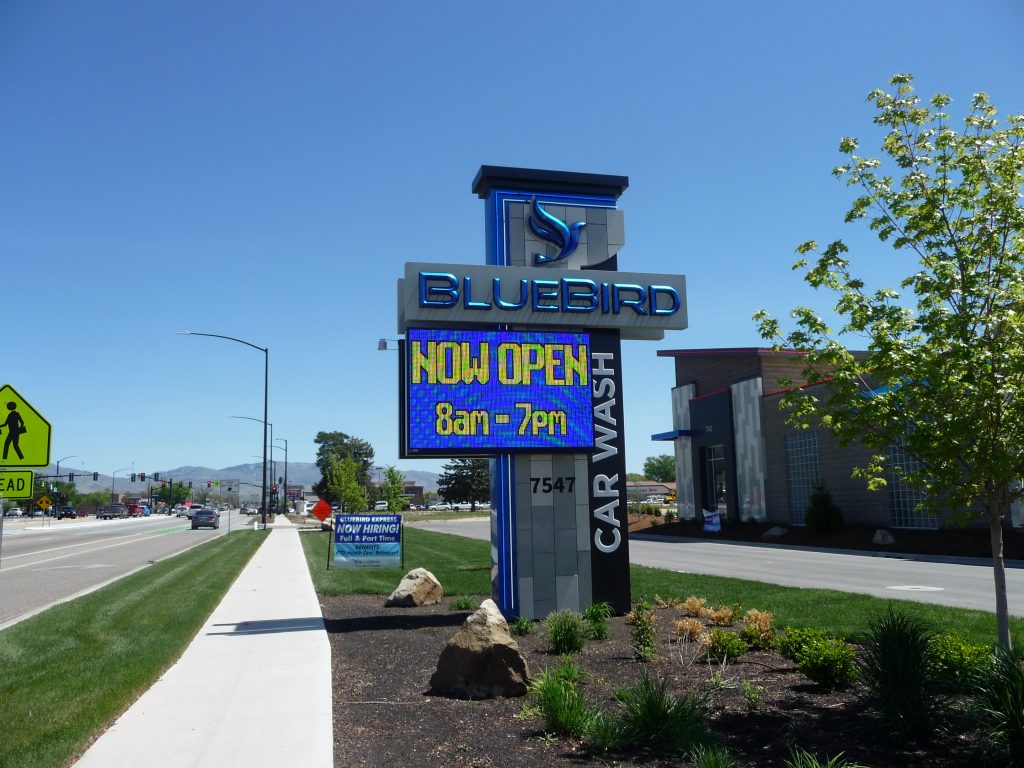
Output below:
[472,165,629,200]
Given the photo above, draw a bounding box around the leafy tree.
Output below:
[437,458,489,509]
[156,484,189,507]
[324,454,368,513]
[755,74,1024,648]
[381,466,406,511]
[642,455,676,483]
[79,490,110,512]
[312,431,374,501]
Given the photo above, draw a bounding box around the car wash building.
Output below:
[651,347,971,531]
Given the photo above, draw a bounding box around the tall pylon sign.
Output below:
[396,166,688,618]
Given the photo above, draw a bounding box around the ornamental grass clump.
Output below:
[704,606,736,627]
[597,670,718,756]
[972,645,1024,767]
[857,605,936,729]
[545,609,588,655]
[529,660,596,738]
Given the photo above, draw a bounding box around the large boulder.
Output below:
[873,529,896,546]
[429,599,530,699]
[385,568,443,607]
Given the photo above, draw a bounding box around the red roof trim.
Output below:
[690,387,729,401]
[762,376,836,398]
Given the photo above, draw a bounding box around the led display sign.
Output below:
[403,328,593,455]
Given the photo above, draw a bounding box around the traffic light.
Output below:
[207,481,211,489]
[131,473,137,482]
[153,473,160,481]
[187,481,192,489]
[140,472,146,482]
[272,484,278,493]
[93,472,99,481]
[68,473,74,482]
[179,481,183,487]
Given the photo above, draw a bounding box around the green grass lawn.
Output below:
[303,526,1024,647]
[0,531,266,768]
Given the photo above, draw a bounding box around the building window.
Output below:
[785,432,821,525]
[887,444,935,529]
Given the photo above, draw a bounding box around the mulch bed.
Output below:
[323,594,981,767]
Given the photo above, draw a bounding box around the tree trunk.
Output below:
[990,502,1012,650]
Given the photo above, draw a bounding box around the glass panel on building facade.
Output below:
[785,432,821,525]
[702,444,727,516]
[886,444,935,529]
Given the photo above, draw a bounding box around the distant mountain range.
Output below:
[38,462,439,496]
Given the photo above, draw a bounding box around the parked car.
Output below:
[57,506,78,519]
[191,508,220,530]
[374,500,389,511]
[428,502,453,510]
[127,504,144,517]
[3,507,23,517]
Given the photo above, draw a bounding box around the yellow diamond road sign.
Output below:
[37,494,52,510]
[0,384,51,469]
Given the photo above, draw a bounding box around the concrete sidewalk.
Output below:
[75,517,333,768]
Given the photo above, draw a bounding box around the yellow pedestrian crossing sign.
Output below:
[37,494,52,510]
[0,384,51,469]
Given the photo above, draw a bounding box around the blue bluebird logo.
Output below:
[528,197,586,264]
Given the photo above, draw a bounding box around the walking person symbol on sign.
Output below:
[2,401,26,461]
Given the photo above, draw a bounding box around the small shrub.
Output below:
[653,594,682,609]
[509,616,534,636]
[927,631,991,694]
[674,617,706,641]
[583,601,612,641]
[664,509,679,524]
[451,597,476,611]
[545,610,588,654]
[702,628,748,663]
[798,636,858,690]
[775,626,830,662]
[741,680,764,709]
[857,605,936,729]
[628,601,658,661]
[682,596,707,617]
[804,485,844,533]
[972,644,1024,767]
[705,606,737,627]
[739,609,775,649]
[785,747,868,767]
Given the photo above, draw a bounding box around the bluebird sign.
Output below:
[333,514,403,569]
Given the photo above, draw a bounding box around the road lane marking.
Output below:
[1,533,185,572]
[886,585,944,591]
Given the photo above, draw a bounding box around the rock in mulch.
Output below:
[873,528,896,546]
[385,567,444,607]
[428,599,530,699]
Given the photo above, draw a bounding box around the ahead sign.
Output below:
[0,470,34,499]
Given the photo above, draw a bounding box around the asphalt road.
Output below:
[411,518,1024,617]
[0,510,251,629]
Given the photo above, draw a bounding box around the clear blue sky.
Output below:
[3,1,1022,478]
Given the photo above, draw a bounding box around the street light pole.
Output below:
[111,467,132,505]
[180,331,269,529]
[273,438,288,513]
[233,416,273,516]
